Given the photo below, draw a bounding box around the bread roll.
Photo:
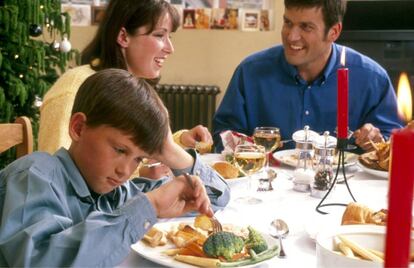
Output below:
[341,202,374,225]
[212,161,239,179]
[196,141,212,154]
[341,202,387,225]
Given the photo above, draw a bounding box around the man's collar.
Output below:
[281,43,338,86]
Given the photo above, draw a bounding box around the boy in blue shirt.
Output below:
[0,69,229,267]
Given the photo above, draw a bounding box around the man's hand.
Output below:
[353,123,384,151]
[180,125,213,148]
[146,175,213,218]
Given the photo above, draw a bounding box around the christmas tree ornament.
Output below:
[33,96,43,108]
[29,24,43,37]
[50,40,60,51]
[60,37,71,53]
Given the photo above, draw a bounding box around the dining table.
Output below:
[117,154,389,268]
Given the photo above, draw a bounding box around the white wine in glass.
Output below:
[253,127,281,171]
[234,144,266,204]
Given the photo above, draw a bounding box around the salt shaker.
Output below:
[292,126,318,192]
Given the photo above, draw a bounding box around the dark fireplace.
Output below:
[337,0,414,120]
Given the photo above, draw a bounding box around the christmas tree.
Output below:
[0,0,78,168]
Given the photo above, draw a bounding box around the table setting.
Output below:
[118,48,414,268]
[118,124,398,267]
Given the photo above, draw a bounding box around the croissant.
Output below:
[341,202,387,226]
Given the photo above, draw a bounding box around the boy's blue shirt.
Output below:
[0,148,230,267]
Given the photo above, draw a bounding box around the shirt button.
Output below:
[305,110,310,115]
[144,220,151,230]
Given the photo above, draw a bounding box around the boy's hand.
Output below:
[146,175,213,218]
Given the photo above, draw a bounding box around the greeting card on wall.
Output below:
[183,9,196,29]
[195,9,211,29]
[260,9,271,31]
[61,4,91,26]
[210,8,226,29]
[241,9,260,31]
[224,8,238,30]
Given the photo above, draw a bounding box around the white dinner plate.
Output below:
[131,221,279,268]
[199,153,224,165]
[273,149,358,168]
[357,161,389,179]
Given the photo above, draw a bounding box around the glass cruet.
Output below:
[311,131,337,197]
[292,126,318,192]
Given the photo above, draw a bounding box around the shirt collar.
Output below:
[55,148,92,199]
[323,43,339,79]
[281,43,338,86]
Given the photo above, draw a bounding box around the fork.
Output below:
[210,216,223,233]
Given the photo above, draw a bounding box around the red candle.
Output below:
[337,47,348,139]
[385,128,414,267]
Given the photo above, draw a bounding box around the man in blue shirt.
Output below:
[0,69,230,267]
[213,0,403,152]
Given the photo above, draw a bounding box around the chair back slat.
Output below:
[0,116,33,158]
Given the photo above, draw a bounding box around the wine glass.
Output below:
[234,144,266,204]
[253,127,281,172]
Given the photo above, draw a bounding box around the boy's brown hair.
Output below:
[71,68,169,154]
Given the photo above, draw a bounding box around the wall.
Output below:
[69,1,284,105]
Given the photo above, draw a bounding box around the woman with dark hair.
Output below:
[39,0,212,159]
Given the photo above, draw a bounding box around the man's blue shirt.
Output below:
[213,43,403,152]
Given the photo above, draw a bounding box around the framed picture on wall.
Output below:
[195,8,211,29]
[91,5,106,25]
[241,9,260,31]
[182,9,196,29]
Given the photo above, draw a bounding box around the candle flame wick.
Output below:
[397,72,412,122]
[340,47,346,66]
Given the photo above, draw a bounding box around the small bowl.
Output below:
[316,225,414,268]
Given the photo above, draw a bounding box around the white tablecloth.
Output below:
[118,163,388,267]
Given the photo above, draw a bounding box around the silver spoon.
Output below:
[269,219,289,258]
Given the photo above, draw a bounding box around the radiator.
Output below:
[154,84,220,132]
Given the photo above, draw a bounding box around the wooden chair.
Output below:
[0,116,33,158]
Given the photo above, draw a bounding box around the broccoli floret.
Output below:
[203,231,244,261]
[244,226,268,254]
